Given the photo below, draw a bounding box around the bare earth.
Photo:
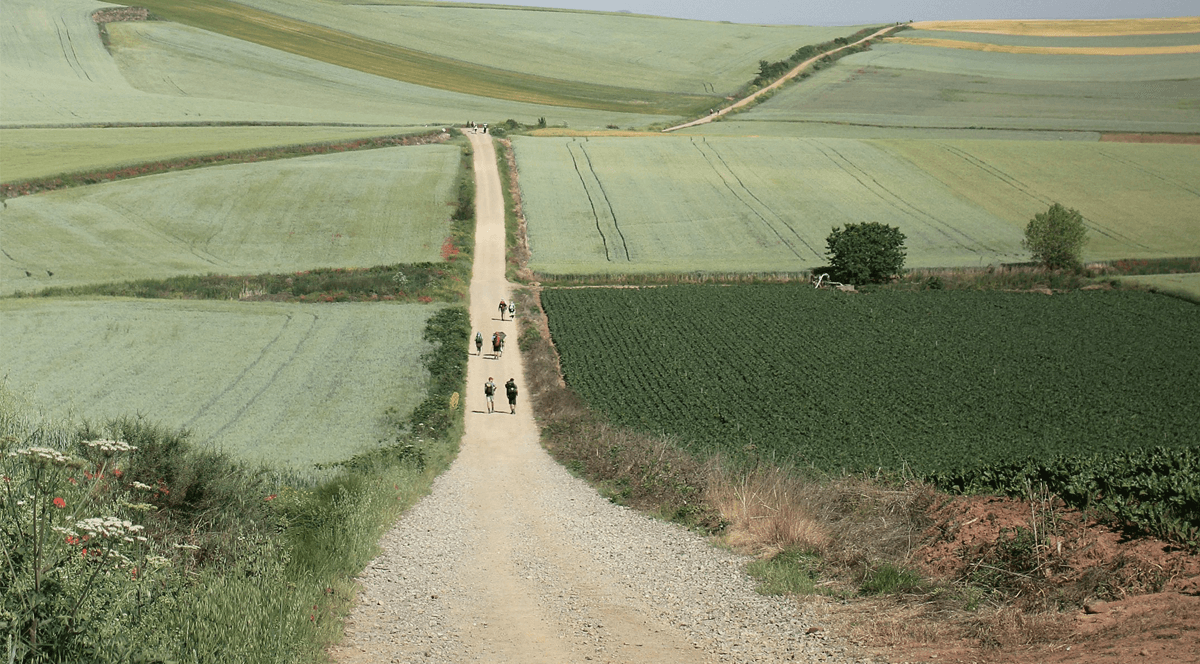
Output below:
[328,134,862,664]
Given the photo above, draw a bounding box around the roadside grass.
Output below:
[1,142,463,295]
[114,0,714,115]
[495,138,533,282]
[0,306,469,662]
[0,127,437,187]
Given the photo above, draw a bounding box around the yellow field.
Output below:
[910,17,1200,36]
[885,36,1200,55]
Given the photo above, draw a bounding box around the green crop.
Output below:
[0,298,440,468]
[542,285,1200,539]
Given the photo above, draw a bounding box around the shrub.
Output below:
[825,222,907,284]
[1023,203,1088,270]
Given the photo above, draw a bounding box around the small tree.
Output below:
[1024,203,1087,270]
[825,222,907,284]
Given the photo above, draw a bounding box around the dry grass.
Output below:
[885,36,1200,55]
[911,17,1200,36]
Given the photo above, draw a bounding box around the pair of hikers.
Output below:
[483,377,517,414]
[499,299,515,321]
[475,331,505,357]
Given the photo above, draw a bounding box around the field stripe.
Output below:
[688,138,810,261]
[886,36,1200,55]
[1095,148,1200,198]
[578,143,631,261]
[702,140,824,260]
[564,141,612,262]
[911,18,1200,37]
[119,0,711,114]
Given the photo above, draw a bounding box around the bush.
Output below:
[1023,203,1088,270]
[825,222,907,284]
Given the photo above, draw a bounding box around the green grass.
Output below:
[514,135,1025,274]
[1,144,461,294]
[0,126,427,182]
[879,140,1200,261]
[0,298,439,468]
[899,28,1200,48]
[746,548,825,595]
[682,120,1102,141]
[115,0,715,115]
[203,0,869,96]
[737,65,1200,134]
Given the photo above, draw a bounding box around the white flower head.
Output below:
[82,439,137,454]
[131,481,153,491]
[8,446,77,466]
[75,516,144,539]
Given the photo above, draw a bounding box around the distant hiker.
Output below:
[499,300,508,321]
[505,378,518,414]
[492,331,505,358]
[484,377,497,413]
[475,331,484,355]
[508,302,516,318]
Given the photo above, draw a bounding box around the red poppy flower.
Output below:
[53,497,66,509]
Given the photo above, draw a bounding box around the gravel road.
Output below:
[329,133,880,664]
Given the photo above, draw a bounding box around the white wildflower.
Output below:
[82,439,137,454]
[9,446,76,466]
[146,555,171,567]
[76,516,144,539]
[131,481,153,491]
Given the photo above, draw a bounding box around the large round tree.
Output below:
[1024,203,1088,270]
[825,222,907,284]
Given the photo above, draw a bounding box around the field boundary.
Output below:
[884,35,1200,55]
[0,130,448,200]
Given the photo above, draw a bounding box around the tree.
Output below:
[1023,203,1087,270]
[825,222,907,284]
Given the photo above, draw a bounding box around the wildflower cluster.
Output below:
[8,446,78,466]
[82,439,137,454]
[76,516,147,542]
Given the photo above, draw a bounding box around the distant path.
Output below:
[663,26,897,133]
[329,133,859,663]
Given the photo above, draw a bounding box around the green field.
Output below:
[542,285,1200,472]
[878,140,1200,261]
[201,0,867,96]
[735,65,1200,133]
[0,145,461,294]
[516,135,1025,273]
[683,120,1102,141]
[1121,272,1200,300]
[897,28,1200,48]
[0,126,430,182]
[0,298,437,467]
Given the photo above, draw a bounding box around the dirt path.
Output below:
[663,26,897,133]
[328,134,851,664]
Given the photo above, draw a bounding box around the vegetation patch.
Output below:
[541,284,1200,544]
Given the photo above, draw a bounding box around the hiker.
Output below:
[492,331,505,358]
[475,331,483,355]
[505,378,518,414]
[508,301,516,319]
[484,377,496,413]
[499,299,507,321]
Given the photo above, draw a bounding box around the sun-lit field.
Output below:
[0,298,436,467]
[515,136,1026,274]
[885,36,1200,55]
[1120,272,1200,300]
[0,126,429,182]
[878,140,1200,261]
[911,17,1200,36]
[207,0,868,96]
[0,145,461,294]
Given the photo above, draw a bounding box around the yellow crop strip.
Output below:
[119,0,714,115]
[885,36,1200,55]
[910,17,1200,36]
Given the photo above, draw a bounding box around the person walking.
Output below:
[505,378,518,414]
[499,299,507,321]
[484,377,497,413]
[508,301,516,319]
[475,331,483,355]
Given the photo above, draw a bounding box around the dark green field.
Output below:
[543,285,1200,471]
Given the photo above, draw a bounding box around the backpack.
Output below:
[484,382,495,396]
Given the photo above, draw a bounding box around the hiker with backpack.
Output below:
[505,378,518,414]
[475,331,483,355]
[499,299,507,321]
[484,377,496,413]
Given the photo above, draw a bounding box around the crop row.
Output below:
[542,285,1200,540]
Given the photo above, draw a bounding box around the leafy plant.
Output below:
[825,222,907,284]
[1023,203,1088,271]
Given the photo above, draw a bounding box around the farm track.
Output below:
[330,135,860,664]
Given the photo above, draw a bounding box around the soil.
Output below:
[834,494,1200,664]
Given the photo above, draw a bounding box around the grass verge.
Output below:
[0,306,468,662]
